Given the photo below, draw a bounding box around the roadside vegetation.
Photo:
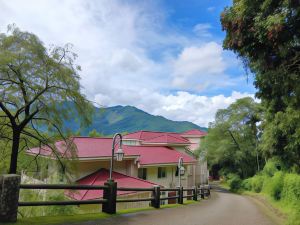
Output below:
[199,1,300,224]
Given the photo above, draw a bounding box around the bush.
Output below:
[250,175,264,193]
[262,171,285,200]
[281,173,300,208]
[262,158,284,177]
[242,178,252,191]
[226,173,242,191]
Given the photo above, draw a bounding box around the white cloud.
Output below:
[0,0,254,127]
[93,89,254,127]
[193,23,212,37]
[207,7,216,12]
[171,42,234,91]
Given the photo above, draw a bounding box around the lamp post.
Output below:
[178,157,185,187]
[109,133,124,181]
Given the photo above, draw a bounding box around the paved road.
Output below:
[65,188,278,225]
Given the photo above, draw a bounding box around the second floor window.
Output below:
[158,167,166,178]
[138,168,147,180]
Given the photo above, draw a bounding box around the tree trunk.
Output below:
[9,129,20,174]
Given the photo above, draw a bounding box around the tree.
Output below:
[202,97,263,178]
[0,25,93,174]
[88,129,102,137]
[221,1,300,169]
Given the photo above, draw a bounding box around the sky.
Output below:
[0,0,256,127]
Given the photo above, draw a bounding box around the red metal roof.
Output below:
[126,145,196,165]
[181,129,207,137]
[67,169,158,200]
[27,137,197,165]
[124,131,190,144]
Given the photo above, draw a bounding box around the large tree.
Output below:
[221,1,300,169]
[202,97,263,178]
[0,25,93,174]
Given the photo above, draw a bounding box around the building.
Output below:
[27,129,208,207]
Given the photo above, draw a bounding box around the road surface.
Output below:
[64,187,278,225]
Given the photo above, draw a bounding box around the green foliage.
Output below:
[250,175,264,193]
[88,129,103,137]
[261,157,284,177]
[203,97,263,178]
[226,173,242,191]
[260,108,300,169]
[0,25,93,173]
[19,189,79,218]
[262,171,284,200]
[221,0,300,169]
[281,173,300,208]
[241,178,252,191]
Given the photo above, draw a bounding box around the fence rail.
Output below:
[19,199,108,206]
[20,184,108,190]
[17,180,210,214]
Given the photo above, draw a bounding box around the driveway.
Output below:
[63,187,278,225]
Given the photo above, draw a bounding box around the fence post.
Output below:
[207,185,211,197]
[151,185,160,208]
[102,179,117,214]
[0,174,21,222]
[200,186,205,199]
[193,186,198,201]
[177,186,183,204]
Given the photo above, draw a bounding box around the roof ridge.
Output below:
[168,133,190,142]
[73,136,113,139]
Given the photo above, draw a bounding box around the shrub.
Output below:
[262,158,284,177]
[226,173,242,191]
[242,178,252,191]
[250,175,264,193]
[281,173,300,207]
[262,171,285,200]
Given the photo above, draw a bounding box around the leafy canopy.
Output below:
[202,97,263,178]
[221,0,300,169]
[0,25,93,173]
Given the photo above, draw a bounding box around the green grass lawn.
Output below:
[2,200,199,225]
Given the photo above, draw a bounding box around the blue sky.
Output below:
[0,0,256,126]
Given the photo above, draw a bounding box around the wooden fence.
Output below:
[18,181,211,214]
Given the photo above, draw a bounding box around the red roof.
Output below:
[126,145,196,165]
[124,131,190,145]
[27,137,196,165]
[67,169,158,200]
[181,129,207,137]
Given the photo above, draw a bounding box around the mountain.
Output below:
[63,105,207,136]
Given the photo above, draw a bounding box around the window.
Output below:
[138,168,147,180]
[157,167,166,178]
[175,166,179,177]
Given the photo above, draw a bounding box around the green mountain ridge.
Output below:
[64,105,207,136]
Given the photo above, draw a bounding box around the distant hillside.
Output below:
[63,104,207,136]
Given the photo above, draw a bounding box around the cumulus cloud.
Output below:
[94,89,254,127]
[0,0,253,126]
[171,42,236,91]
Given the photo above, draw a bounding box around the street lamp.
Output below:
[109,133,124,180]
[178,157,185,187]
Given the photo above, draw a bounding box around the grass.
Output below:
[1,200,199,225]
